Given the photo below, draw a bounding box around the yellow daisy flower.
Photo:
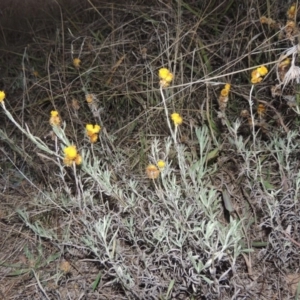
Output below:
[257,66,268,76]
[85,94,94,103]
[159,68,173,87]
[171,113,183,126]
[224,83,231,91]
[49,110,61,126]
[220,89,229,97]
[86,124,101,136]
[0,91,6,103]
[159,68,171,80]
[73,58,81,68]
[251,66,268,84]
[63,145,82,166]
[157,160,166,169]
[64,145,78,160]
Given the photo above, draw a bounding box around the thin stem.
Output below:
[1,102,58,156]
[160,86,177,144]
[248,85,256,150]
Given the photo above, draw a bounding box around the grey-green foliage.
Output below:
[228,117,300,270]
[19,125,246,297]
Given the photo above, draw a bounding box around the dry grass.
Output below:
[1,0,300,299]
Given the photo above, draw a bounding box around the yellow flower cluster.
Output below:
[260,16,277,29]
[220,83,231,97]
[251,66,268,84]
[145,160,166,179]
[86,124,101,143]
[218,84,231,110]
[261,5,297,42]
[171,113,183,126]
[0,91,6,103]
[285,4,297,41]
[63,145,82,166]
[73,58,81,69]
[49,110,61,126]
[158,68,173,88]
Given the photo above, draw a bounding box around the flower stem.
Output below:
[159,86,177,144]
[249,84,256,150]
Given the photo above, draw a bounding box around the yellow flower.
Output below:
[63,145,82,166]
[251,70,260,79]
[0,91,6,103]
[260,16,277,28]
[86,124,101,136]
[74,154,82,165]
[49,110,61,126]
[159,68,173,87]
[279,58,290,68]
[89,134,99,143]
[165,72,173,83]
[93,125,101,134]
[224,83,231,91]
[220,89,229,97]
[219,84,230,104]
[85,94,93,103]
[159,68,170,80]
[251,66,268,84]
[157,160,166,169]
[251,77,262,84]
[64,145,78,160]
[171,113,183,126]
[51,110,58,117]
[73,58,81,68]
[287,4,296,19]
[63,157,73,167]
[86,124,93,134]
[257,66,268,76]
[86,124,101,143]
[146,164,160,179]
